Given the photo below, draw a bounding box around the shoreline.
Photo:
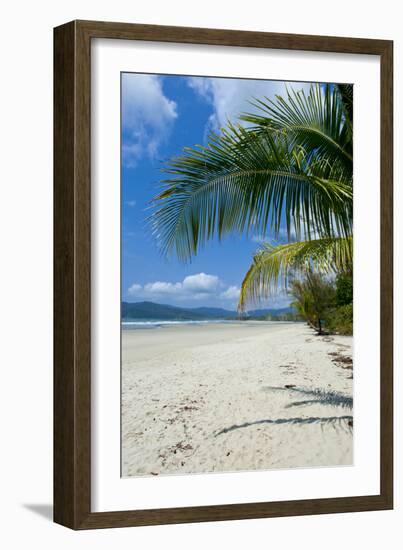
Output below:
[121,322,353,477]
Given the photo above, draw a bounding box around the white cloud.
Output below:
[127,272,292,310]
[122,74,178,166]
[182,273,220,293]
[128,272,222,302]
[220,285,240,301]
[187,77,212,100]
[127,272,243,306]
[187,76,311,136]
[127,283,143,294]
[143,281,181,294]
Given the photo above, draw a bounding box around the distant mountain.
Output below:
[122,302,206,321]
[189,306,238,318]
[247,307,294,318]
[122,301,294,321]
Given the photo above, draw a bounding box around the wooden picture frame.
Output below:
[54,20,393,529]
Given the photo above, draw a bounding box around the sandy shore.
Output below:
[121,322,353,477]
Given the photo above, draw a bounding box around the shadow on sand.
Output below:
[215,415,353,436]
[215,385,353,437]
[263,385,353,409]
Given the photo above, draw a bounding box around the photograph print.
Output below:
[121,72,353,478]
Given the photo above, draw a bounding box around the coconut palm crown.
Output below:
[150,83,353,311]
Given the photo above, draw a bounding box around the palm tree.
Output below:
[290,278,316,330]
[290,271,336,334]
[150,83,353,311]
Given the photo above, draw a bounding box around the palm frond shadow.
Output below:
[214,386,353,437]
[263,385,353,410]
[215,415,353,437]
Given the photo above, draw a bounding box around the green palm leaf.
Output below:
[150,82,353,310]
[337,83,353,125]
[241,84,353,175]
[151,122,352,260]
[238,237,352,311]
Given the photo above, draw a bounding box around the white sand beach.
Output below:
[121,322,353,477]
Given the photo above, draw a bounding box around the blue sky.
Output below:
[121,73,311,310]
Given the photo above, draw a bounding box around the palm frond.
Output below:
[241,84,352,175]
[337,83,353,125]
[238,236,352,311]
[151,123,352,260]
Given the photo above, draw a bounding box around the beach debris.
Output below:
[284,384,296,388]
[178,405,199,412]
[169,441,194,455]
[179,442,193,451]
[329,352,353,369]
[150,472,159,476]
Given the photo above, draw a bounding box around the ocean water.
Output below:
[121,319,242,330]
[121,319,288,330]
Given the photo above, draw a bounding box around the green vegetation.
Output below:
[289,272,353,335]
[264,311,302,322]
[246,311,302,322]
[325,273,353,334]
[335,272,353,306]
[325,303,353,335]
[151,83,353,332]
[290,272,336,335]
